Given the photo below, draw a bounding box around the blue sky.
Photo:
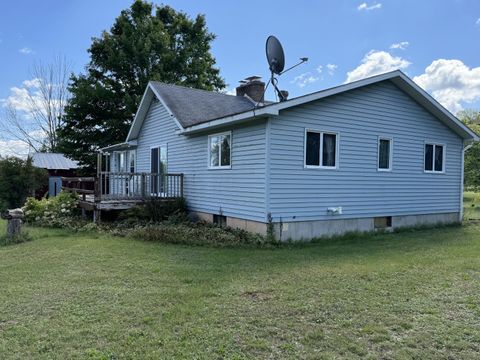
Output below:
[1,0,480,155]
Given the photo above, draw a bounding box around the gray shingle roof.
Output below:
[31,153,79,170]
[150,82,255,127]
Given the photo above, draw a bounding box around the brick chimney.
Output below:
[236,76,265,103]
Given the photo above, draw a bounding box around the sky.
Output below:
[0,0,480,156]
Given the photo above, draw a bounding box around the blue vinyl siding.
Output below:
[136,100,267,222]
[267,81,463,222]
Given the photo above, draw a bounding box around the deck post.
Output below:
[180,173,184,198]
[141,173,146,198]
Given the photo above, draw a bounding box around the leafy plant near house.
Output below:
[58,0,225,171]
[23,192,79,228]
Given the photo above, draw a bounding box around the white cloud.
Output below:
[0,139,30,158]
[345,50,411,83]
[358,2,382,11]
[413,59,480,114]
[316,65,323,74]
[22,78,41,88]
[225,88,236,96]
[291,72,320,88]
[390,41,409,50]
[2,86,33,113]
[476,17,480,26]
[19,47,33,55]
[326,63,338,75]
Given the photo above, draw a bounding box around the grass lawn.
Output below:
[0,218,480,358]
[463,191,480,220]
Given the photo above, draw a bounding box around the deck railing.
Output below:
[62,172,184,201]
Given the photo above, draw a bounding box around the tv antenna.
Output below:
[264,35,308,103]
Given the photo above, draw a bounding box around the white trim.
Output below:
[377,136,393,172]
[304,128,339,170]
[423,141,446,174]
[208,131,232,170]
[179,107,279,135]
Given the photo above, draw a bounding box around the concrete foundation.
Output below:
[189,211,460,242]
[188,211,267,235]
[275,212,460,241]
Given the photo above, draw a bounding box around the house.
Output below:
[99,70,478,240]
[31,153,79,197]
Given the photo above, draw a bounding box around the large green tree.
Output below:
[58,1,225,171]
[0,157,48,212]
[458,109,480,190]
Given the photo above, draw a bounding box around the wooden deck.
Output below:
[62,173,184,217]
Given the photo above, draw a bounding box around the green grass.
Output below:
[464,191,480,220]
[1,219,480,358]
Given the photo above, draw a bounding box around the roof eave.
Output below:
[178,107,279,135]
[100,140,138,153]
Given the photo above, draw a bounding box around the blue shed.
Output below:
[31,153,79,197]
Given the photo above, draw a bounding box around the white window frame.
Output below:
[377,136,393,172]
[304,128,339,170]
[128,149,136,173]
[115,151,127,172]
[424,142,446,174]
[208,131,232,169]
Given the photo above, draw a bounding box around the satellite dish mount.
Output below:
[265,35,308,102]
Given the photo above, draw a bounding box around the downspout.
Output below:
[460,140,474,222]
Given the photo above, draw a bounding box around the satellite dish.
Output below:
[266,36,285,75]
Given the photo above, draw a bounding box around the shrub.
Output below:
[23,192,79,227]
[119,197,187,223]
[128,220,275,247]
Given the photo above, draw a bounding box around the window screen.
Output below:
[434,145,443,172]
[322,133,336,167]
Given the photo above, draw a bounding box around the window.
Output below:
[378,137,392,171]
[374,216,392,229]
[424,143,444,173]
[305,130,338,168]
[116,151,126,172]
[128,150,136,173]
[209,132,231,168]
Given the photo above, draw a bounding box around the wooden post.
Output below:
[180,174,184,198]
[97,152,102,177]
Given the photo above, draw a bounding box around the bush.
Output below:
[23,192,79,227]
[128,220,275,247]
[119,197,187,223]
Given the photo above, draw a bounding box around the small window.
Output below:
[378,138,392,171]
[209,132,231,169]
[305,130,338,168]
[424,143,444,173]
[374,216,392,229]
[213,214,227,227]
